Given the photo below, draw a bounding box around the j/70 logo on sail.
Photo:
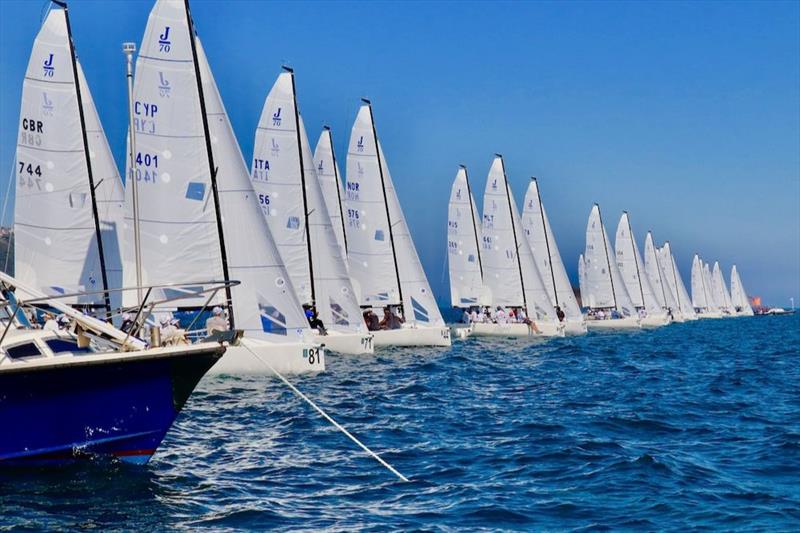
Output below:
[272,107,282,126]
[158,27,171,52]
[43,53,54,77]
[356,136,364,152]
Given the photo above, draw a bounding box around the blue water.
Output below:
[2,315,798,530]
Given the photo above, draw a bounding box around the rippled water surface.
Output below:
[2,315,799,530]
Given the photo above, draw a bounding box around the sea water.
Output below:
[1,315,798,530]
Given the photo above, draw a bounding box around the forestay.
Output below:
[521,179,582,321]
[481,157,555,320]
[583,205,635,314]
[313,127,348,263]
[15,7,123,307]
[614,213,661,315]
[447,167,486,308]
[344,103,443,326]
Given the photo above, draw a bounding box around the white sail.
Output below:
[124,0,310,340]
[583,205,635,315]
[578,254,587,307]
[614,213,661,316]
[661,243,695,318]
[691,254,710,310]
[521,179,582,321]
[448,167,486,308]
[481,156,555,320]
[730,265,754,315]
[344,103,444,325]
[313,127,348,264]
[14,7,123,308]
[711,261,733,313]
[644,232,676,311]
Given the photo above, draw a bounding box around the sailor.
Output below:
[205,306,229,335]
[495,306,507,324]
[469,308,479,323]
[304,305,327,335]
[363,309,380,331]
[555,305,566,322]
[596,309,606,320]
[120,312,135,333]
[462,308,470,324]
[379,306,403,330]
[42,313,58,331]
[610,309,621,319]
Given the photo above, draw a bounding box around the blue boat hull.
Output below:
[0,348,223,465]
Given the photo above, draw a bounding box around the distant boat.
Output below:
[0,271,224,465]
[730,265,754,316]
[13,3,124,317]
[447,166,489,309]
[250,69,373,354]
[614,213,670,327]
[122,0,323,374]
[477,156,563,337]
[643,231,682,321]
[582,205,640,329]
[343,101,450,347]
[711,261,734,316]
[521,179,586,334]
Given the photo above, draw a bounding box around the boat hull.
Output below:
[372,325,452,347]
[640,314,671,327]
[468,321,565,338]
[0,344,223,465]
[585,316,641,330]
[207,337,325,375]
[314,330,374,355]
[697,311,725,319]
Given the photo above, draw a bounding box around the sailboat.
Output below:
[659,243,697,321]
[614,213,670,327]
[730,265,755,316]
[250,69,373,354]
[14,3,124,318]
[691,254,721,318]
[477,156,563,337]
[578,254,587,308]
[582,205,640,329]
[643,231,682,321]
[447,166,489,310]
[343,101,450,347]
[123,0,324,374]
[711,261,734,316]
[521,179,586,334]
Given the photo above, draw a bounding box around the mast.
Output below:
[364,99,404,311]
[595,204,617,309]
[498,155,527,312]
[463,165,483,280]
[57,0,111,317]
[625,212,645,308]
[533,177,558,307]
[122,41,143,305]
[285,67,316,305]
[325,125,348,254]
[184,0,235,328]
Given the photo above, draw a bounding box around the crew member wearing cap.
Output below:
[206,306,229,335]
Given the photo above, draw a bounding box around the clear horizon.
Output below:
[1,0,798,307]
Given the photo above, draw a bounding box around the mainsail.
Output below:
[711,261,733,313]
[448,166,486,308]
[313,127,348,264]
[583,205,635,315]
[661,243,695,319]
[644,231,677,312]
[481,156,555,320]
[614,212,661,316]
[521,179,582,321]
[14,6,123,310]
[250,70,364,333]
[344,102,443,326]
[730,265,754,315]
[124,0,310,340]
[691,254,716,312]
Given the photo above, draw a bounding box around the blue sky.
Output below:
[1,0,798,306]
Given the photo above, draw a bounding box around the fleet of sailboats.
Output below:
[9,0,762,374]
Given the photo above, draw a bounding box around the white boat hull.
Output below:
[314,330,374,355]
[208,337,325,375]
[468,321,565,338]
[372,324,452,347]
[585,316,641,330]
[697,311,725,319]
[640,314,671,327]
